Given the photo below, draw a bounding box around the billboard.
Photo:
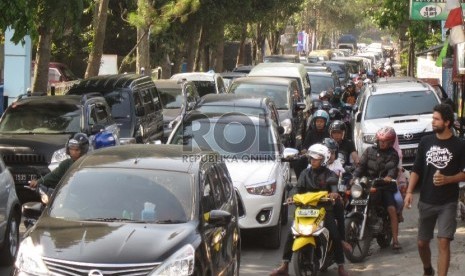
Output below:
[410,0,465,20]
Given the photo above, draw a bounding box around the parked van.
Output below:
[67,74,164,144]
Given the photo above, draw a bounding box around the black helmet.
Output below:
[328,108,343,120]
[321,101,332,112]
[319,90,330,101]
[322,137,338,156]
[329,120,347,139]
[66,133,89,155]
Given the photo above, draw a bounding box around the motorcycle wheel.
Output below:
[344,216,371,263]
[293,245,319,276]
[376,216,392,248]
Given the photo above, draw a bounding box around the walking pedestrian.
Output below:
[404,103,465,276]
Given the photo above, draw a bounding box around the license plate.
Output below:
[351,199,368,205]
[402,148,418,158]
[13,174,37,183]
[297,209,320,217]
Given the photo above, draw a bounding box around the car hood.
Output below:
[225,159,277,186]
[362,114,432,135]
[0,133,72,162]
[29,217,198,263]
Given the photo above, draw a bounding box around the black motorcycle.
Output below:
[343,176,397,263]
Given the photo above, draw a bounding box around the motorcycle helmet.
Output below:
[322,137,339,156]
[319,90,330,101]
[66,133,89,155]
[321,101,332,112]
[329,120,347,139]
[375,126,396,145]
[328,108,343,121]
[346,80,355,89]
[93,131,116,149]
[307,144,330,166]
[310,109,330,129]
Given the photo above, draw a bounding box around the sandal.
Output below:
[392,242,402,250]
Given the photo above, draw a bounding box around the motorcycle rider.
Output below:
[29,133,89,189]
[323,137,345,177]
[329,120,359,166]
[341,80,357,105]
[270,144,350,276]
[294,110,330,179]
[352,126,401,250]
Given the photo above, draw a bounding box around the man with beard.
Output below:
[404,103,465,276]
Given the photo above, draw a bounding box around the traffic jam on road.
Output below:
[1,41,464,276]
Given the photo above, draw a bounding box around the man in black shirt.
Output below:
[404,104,465,276]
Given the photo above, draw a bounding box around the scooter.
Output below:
[289,191,336,276]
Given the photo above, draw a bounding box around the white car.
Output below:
[352,80,441,167]
[170,72,227,96]
[168,111,290,248]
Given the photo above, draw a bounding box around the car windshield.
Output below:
[193,81,216,97]
[0,103,80,134]
[365,91,438,120]
[49,168,193,223]
[158,87,183,109]
[310,75,334,94]
[171,117,277,159]
[103,90,131,119]
[230,83,288,109]
[326,64,346,78]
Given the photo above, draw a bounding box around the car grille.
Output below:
[235,190,245,217]
[2,153,46,164]
[42,257,160,276]
[397,132,433,145]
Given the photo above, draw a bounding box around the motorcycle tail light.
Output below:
[370,187,377,193]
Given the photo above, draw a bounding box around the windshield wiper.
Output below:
[155,219,187,224]
[82,218,143,223]
[388,113,408,118]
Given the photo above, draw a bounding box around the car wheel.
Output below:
[0,210,20,266]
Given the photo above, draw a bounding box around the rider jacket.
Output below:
[37,159,75,188]
[295,166,338,194]
[353,146,399,179]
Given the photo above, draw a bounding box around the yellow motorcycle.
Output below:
[290,191,336,276]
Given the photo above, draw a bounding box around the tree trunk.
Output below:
[236,23,247,67]
[256,23,264,63]
[408,34,415,77]
[213,24,224,73]
[85,0,109,78]
[136,0,151,75]
[185,17,200,72]
[196,25,207,71]
[32,27,53,94]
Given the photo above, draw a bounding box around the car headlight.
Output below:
[50,147,69,164]
[246,181,277,196]
[15,237,49,275]
[150,244,195,276]
[280,119,292,135]
[350,183,363,199]
[363,134,376,144]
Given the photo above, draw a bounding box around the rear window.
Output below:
[158,87,182,109]
[104,90,132,119]
[309,75,334,94]
[365,90,438,120]
[230,83,289,109]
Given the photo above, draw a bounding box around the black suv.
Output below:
[67,74,164,143]
[0,94,119,203]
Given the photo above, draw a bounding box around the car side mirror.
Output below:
[207,210,232,227]
[135,106,145,116]
[277,126,285,135]
[22,202,43,219]
[356,112,361,122]
[295,101,306,110]
[282,148,299,162]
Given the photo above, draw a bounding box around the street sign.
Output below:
[410,0,465,20]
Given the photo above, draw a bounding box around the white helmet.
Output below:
[307,144,330,166]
